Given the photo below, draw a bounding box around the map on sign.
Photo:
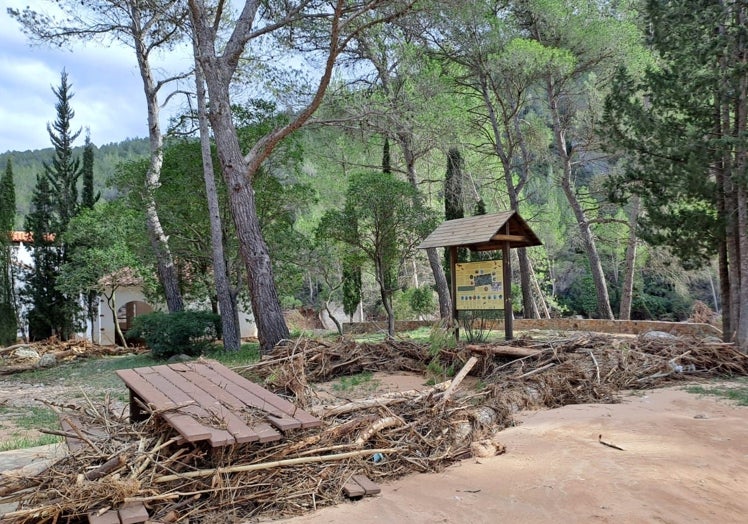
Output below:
[455,259,504,310]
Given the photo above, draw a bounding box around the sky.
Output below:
[0,1,193,154]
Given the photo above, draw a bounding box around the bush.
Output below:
[127,310,221,358]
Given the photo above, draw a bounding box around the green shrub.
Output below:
[127,310,221,358]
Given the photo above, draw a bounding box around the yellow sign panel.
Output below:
[455,260,504,310]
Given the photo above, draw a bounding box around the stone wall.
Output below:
[342,318,722,338]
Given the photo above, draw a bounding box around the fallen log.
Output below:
[465,344,541,358]
[439,356,478,405]
[153,447,398,484]
[315,381,450,418]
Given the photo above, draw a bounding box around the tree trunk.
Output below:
[479,79,535,316]
[619,196,640,320]
[375,257,395,337]
[193,58,241,351]
[132,18,183,313]
[546,79,614,320]
[560,175,614,319]
[516,248,538,318]
[106,291,127,349]
[737,185,748,352]
[189,1,292,352]
[528,256,550,318]
[395,133,452,319]
[734,4,748,352]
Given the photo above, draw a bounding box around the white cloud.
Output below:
[0,3,194,153]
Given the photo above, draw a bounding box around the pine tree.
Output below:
[0,159,17,345]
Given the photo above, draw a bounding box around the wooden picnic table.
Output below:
[116,360,321,448]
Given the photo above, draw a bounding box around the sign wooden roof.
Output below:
[418,211,542,251]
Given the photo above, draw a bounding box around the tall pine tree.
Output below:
[0,159,17,345]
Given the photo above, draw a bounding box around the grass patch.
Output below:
[332,372,379,392]
[7,352,157,390]
[0,434,61,452]
[685,378,748,406]
[207,342,261,367]
[0,405,63,451]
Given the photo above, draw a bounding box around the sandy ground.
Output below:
[277,386,748,524]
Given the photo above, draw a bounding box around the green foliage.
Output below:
[603,0,739,269]
[44,70,82,231]
[428,321,457,357]
[24,173,80,340]
[409,286,436,317]
[458,309,499,343]
[342,259,362,320]
[0,159,17,344]
[127,310,221,358]
[332,372,379,392]
[58,203,143,299]
[392,286,436,320]
[317,171,438,334]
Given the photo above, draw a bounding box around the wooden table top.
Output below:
[116,359,321,447]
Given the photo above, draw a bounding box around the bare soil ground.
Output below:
[277,386,748,524]
[2,364,747,523]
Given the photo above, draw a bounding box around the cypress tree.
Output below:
[45,69,82,231]
[0,159,17,345]
[443,148,467,286]
[24,175,66,340]
[23,70,84,340]
[80,130,100,338]
[81,130,99,210]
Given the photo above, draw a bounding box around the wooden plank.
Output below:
[87,510,120,524]
[157,365,262,445]
[156,363,281,443]
[117,502,149,524]
[187,366,301,432]
[180,363,286,418]
[351,474,381,495]
[118,368,212,443]
[204,361,321,428]
[116,369,177,412]
[183,361,314,431]
[139,366,235,447]
[342,479,366,498]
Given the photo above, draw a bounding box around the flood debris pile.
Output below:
[1,332,746,523]
[0,339,136,375]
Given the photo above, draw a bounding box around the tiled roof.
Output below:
[9,231,56,243]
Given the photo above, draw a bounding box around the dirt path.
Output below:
[276,387,748,524]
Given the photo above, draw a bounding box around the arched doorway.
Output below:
[116,300,153,345]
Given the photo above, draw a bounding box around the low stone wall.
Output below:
[342,318,722,338]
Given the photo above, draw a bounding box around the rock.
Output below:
[13,347,39,360]
[470,406,498,427]
[37,353,57,368]
[470,436,506,458]
[167,354,192,363]
[642,331,678,341]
